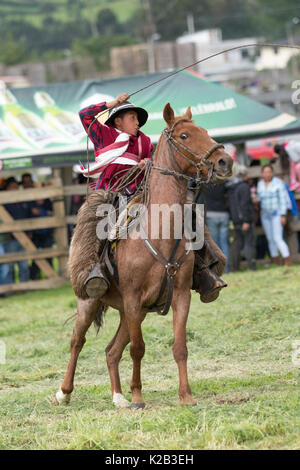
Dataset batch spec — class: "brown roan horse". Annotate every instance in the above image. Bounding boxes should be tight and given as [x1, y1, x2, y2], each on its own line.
[54, 103, 233, 408]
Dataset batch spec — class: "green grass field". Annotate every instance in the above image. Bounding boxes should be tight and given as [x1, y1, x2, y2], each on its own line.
[0, 265, 299, 450]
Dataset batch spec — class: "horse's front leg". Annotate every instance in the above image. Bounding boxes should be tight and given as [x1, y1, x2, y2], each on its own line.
[124, 298, 146, 409]
[53, 297, 102, 405]
[105, 312, 131, 408]
[171, 288, 196, 406]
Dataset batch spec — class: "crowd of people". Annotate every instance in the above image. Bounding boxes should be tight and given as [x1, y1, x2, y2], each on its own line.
[0, 173, 54, 293]
[200, 149, 300, 272]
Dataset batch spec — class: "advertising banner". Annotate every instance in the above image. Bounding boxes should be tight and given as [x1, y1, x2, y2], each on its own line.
[1, 71, 300, 169]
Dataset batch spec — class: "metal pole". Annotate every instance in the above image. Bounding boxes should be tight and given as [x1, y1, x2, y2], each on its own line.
[187, 13, 195, 35]
[144, 0, 156, 73]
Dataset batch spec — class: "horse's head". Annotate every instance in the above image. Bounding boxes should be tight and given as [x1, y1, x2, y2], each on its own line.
[162, 103, 233, 183]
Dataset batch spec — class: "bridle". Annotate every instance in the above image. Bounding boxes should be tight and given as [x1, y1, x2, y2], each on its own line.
[152, 119, 224, 186]
[164, 119, 224, 184]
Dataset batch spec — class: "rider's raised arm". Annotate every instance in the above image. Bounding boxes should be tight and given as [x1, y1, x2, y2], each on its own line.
[78, 102, 108, 135]
[78, 93, 130, 137]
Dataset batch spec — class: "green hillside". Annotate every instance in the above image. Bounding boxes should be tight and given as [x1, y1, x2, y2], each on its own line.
[0, 0, 141, 66]
[0, 0, 140, 26]
[1, 0, 299, 68]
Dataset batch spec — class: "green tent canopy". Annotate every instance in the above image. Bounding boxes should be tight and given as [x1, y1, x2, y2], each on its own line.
[1, 70, 300, 170]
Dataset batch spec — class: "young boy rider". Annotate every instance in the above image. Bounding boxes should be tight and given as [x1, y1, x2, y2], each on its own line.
[79, 93, 227, 302]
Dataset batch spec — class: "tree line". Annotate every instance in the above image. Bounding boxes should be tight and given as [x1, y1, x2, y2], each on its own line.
[0, 0, 299, 68]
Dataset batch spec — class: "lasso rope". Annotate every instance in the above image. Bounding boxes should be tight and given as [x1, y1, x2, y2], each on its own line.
[84, 42, 300, 200]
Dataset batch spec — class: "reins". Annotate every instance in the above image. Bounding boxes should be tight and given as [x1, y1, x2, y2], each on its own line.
[141, 226, 190, 316]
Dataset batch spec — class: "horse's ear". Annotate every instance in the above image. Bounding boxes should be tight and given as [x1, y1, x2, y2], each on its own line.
[185, 106, 192, 120]
[163, 103, 175, 127]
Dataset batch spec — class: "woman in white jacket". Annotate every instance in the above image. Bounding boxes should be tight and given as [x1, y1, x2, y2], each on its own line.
[257, 164, 291, 266]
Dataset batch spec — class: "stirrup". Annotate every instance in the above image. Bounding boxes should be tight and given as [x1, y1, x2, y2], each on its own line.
[84, 265, 110, 299]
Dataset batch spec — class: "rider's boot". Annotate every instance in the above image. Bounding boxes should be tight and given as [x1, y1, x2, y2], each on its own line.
[196, 268, 227, 303]
[193, 238, 228, 303]
[84, 263, 110, 299]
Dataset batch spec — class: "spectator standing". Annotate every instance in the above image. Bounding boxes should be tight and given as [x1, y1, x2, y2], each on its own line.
[257, 164, 291, 266]
[0, 192, 9, 288]
[201, 182, 230, 273]
[0, 233, 8, 283]
[274, 142, 300, 192]
[1, 177, 31, 284]
[20, 173, 54, 279]
[227, 164, 256, 271]
[21, 173, 35, 189]
[0, 241, 9, 290]
[278, 174, 299, 254]
[29, 198, 54, 280]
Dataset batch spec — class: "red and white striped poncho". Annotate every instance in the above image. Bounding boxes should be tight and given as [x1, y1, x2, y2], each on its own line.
[79, 102, 153, 193]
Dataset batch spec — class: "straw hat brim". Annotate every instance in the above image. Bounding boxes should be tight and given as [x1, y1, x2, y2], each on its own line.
[105, 102, 148, 128]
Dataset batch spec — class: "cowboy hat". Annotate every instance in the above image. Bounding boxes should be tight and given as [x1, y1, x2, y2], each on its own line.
[105, 101, 148, 128]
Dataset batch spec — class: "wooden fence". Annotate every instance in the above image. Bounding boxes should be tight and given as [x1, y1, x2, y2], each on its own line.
[0, 178, 73, 294]
[0, 166, 300, 294]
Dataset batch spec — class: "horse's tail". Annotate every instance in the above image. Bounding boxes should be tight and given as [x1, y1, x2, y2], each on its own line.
[94, 304, 108, 335]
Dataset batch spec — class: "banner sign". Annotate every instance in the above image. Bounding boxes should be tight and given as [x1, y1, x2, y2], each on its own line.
[1, 71, 300, 169]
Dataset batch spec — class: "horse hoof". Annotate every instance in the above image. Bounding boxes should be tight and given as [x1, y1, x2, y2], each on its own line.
[113, 393, 130, 408]
[53, 388, 71, 405]
[130, 402, 146, 410]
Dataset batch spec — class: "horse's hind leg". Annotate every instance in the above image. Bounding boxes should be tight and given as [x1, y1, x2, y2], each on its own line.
[105, 312, 130, 408]
[53, 297, 102, 405]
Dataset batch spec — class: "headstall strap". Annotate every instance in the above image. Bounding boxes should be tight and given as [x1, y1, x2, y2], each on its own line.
[163, 123, 224, 186]
[203, 143, 225, 161]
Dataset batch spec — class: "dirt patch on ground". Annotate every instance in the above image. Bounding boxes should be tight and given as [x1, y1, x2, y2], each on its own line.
[212, 394, 254, 405]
